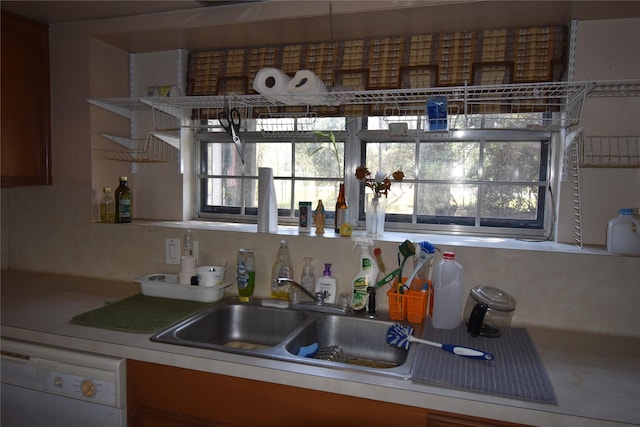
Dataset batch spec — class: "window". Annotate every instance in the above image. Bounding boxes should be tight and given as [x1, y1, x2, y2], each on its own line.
[197, 114, 552, 238]
[197, 117, 346, 225]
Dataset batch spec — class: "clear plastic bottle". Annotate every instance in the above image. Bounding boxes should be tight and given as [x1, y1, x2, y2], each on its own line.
[293, 257, 315, 303]
[300, 257, 315, 294]
[431, 251, 464, 329]
[271, 240, 294, 300]
[99, 187, 114, 223]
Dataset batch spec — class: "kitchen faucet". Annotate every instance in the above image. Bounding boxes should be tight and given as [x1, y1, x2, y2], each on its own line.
[276, 278, 352, 315]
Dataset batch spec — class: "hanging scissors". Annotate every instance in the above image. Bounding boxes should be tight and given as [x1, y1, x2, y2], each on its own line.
[218, 106, 244, 163]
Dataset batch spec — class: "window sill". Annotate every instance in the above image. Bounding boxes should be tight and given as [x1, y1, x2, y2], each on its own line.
[131, 219, 617, 256]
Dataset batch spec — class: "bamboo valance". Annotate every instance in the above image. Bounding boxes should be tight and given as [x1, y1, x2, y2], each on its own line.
[187, 25, 567, 116]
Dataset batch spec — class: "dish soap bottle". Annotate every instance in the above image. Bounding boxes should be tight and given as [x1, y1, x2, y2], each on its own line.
[431, 251, 464, 329]
[271, 240, 294, 300]
[315, 263, 337, 304]
[350, 237, 379, 312]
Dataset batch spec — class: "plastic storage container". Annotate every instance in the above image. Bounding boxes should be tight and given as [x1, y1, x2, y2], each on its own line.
[606, 208, 640, 255]
[431, 251, 464, 329]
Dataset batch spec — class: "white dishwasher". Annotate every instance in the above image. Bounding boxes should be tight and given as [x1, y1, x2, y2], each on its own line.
[1, 338, 126, 427]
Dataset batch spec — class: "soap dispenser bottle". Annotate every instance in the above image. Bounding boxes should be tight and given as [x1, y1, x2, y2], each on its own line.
[315, 263, 337, 304]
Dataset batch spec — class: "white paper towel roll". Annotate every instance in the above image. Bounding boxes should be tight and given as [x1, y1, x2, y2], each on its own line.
[258, 167, 278, 233]
[287, 70, 328, 105]
[253, 67, 291, 95]
[288, 70, 327, 93]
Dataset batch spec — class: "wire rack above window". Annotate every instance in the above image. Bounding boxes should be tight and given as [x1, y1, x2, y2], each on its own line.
[88, 79, 640, 140]
[148, 79, 639, 130]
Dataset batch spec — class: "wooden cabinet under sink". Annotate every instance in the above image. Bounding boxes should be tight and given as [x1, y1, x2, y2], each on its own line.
[127, 360, 529, 427]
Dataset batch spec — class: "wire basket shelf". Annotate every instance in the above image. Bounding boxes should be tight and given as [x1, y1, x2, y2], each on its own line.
[95, 133, 179, 163]
[580, 136, 640, 168]
[257, 112, 319, 138]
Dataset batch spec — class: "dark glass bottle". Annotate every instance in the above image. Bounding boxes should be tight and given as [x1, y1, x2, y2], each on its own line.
[334, 183, 348, 232]
[114, 176, 133, 223]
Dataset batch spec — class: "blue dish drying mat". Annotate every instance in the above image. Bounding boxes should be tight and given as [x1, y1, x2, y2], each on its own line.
[411, 324, 557, 404]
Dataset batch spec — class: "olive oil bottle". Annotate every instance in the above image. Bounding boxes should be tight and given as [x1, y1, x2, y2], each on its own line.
[114, 176, 133, 223]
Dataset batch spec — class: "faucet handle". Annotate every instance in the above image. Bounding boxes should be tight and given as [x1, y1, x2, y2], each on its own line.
[315, 290, 329, 304]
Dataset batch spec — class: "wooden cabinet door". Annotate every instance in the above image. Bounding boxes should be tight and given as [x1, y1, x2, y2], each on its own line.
[1, 11, 51, 187]
[428, 411, 531, 427]
[127, 360, 429, 427]
[127, 360, 531, 427]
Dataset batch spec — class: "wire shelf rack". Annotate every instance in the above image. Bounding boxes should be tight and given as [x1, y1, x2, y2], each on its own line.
[256, 112, 319, 138]
[89, 79, 640, 142]
[580, 136, 640, 168]
[95, 133, 179, 163]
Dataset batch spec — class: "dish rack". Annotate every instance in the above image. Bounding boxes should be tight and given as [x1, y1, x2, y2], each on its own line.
[579, 136, 640, 168]
[95, 132, 179, 163]
[565, 132, 639, 248]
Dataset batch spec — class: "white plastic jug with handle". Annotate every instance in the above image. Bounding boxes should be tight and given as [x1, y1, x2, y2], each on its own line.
[607, 208, 640, 256]
[431, 251, 465, 329]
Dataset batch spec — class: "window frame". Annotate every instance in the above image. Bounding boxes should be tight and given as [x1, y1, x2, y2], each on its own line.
[195, 119, 555, 239]
[356, 128, 552, 238]
[195, 127, 349, 227]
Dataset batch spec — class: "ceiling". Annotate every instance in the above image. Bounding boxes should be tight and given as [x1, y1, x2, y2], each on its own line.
[0, 1, 257, 24]
[3, 0, 639, 27]
[2, 1, 639, 53]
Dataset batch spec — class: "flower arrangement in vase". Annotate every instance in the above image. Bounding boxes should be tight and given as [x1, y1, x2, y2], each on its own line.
[355, 166, 404, 236]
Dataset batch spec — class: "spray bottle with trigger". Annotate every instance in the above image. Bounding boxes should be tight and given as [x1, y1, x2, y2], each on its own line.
[350, 236, 380, 313]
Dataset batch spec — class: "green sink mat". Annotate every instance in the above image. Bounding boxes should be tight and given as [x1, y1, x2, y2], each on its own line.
[72, 294, 210, 334]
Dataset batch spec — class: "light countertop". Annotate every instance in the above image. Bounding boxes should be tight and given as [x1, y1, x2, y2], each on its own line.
[1, 270, 639, 426]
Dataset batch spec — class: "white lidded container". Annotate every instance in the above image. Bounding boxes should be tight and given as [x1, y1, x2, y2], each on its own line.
[431, 251, 465, 329]
[607, 208, 640, 255]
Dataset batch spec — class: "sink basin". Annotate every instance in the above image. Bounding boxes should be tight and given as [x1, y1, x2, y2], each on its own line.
[171, 302, 308, 349]
[151, 298, 421, 379]
[285, 314, 410, 370]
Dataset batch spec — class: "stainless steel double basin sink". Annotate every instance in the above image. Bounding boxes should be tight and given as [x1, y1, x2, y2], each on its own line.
[151, 298, 422, 379]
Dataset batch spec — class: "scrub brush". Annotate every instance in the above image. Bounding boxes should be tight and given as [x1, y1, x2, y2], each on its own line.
[397, 239, 416, 275]
[386, 323, 494, 360]
[401, 241, 437, 291]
